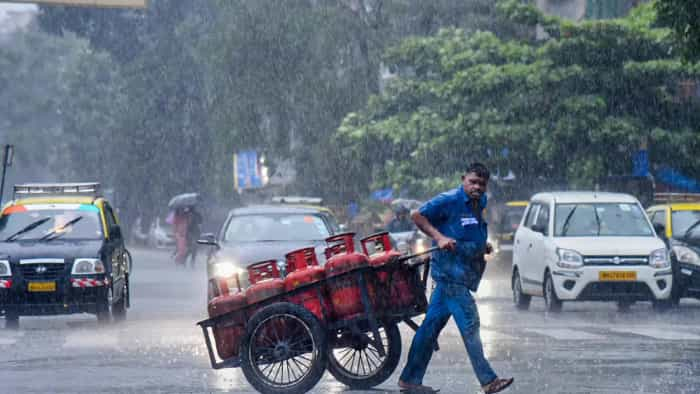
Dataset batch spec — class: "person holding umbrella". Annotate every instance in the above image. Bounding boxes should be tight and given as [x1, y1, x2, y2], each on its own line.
[169, 193, 201, 267]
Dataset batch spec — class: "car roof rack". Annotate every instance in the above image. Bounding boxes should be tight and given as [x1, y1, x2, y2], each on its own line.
[271, 196, 323, 205]
[13, 182, 102, 200]
[654, 192, 700, 203]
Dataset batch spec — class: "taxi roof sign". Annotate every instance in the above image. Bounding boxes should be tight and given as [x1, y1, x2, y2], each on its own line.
[654, 192, 700, 204]
[271, 196, 323, 206]
[13, 182, 101, 199]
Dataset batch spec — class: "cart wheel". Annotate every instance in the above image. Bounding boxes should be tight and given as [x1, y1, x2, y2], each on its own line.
[240, 302, 327, 394]
[327, 323, 401, 389]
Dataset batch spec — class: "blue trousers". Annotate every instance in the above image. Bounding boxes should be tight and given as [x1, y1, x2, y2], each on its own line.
[400, 281, 497, 386]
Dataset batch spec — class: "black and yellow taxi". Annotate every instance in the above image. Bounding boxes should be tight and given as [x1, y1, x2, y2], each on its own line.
[0, 183, 130, 328]
[647, 196, 700, 303]
[488, 200, 528, 265]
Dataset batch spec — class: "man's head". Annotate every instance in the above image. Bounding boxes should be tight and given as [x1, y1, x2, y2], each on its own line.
[461, 162, 490, 201]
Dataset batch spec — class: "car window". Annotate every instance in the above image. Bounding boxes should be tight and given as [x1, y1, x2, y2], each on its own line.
[499, 206, 526, 233]
[671, 210, 700, 237]
[224, 213, 330, 242]
[651, 209, 666, 229]
[535, 204, 550, 235]
[524, 204, 540, 228]
[554, 203, 653, 237]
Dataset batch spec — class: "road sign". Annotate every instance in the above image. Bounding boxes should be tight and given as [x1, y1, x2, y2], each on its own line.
[233, 150, 263, 191]
[1, 0, 147, 8]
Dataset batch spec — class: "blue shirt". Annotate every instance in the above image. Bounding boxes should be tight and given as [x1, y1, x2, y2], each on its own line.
[419, 185, 488, 291]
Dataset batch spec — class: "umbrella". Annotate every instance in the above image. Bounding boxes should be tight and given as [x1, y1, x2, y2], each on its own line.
[168, 193, 199, 209]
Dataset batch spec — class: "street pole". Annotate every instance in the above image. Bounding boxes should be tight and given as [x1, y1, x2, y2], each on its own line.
[0, 144, 14, 208]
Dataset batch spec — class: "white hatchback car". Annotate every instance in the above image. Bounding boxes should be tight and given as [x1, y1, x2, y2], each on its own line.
[511, 192, 672, 312]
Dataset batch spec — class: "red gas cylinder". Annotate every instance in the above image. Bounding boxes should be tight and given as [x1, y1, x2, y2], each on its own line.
[207, 274, 247, 359]
[246, 260, 285, 305]
[361, 232, 414, 311]
[324, 233, 372, 320]
[284, 247, 331, 320]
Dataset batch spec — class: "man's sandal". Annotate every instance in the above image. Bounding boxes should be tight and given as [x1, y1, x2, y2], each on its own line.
[398, 380, 440, 393]
[482, 377, 514, 394]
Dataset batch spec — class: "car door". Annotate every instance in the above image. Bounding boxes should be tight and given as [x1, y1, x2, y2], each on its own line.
[515, 203, 540, 293]
[103, 203, 125, 298]
[529, 202, 551, 286]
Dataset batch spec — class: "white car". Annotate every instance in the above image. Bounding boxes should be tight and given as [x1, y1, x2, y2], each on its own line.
[511, 192, 672, 312]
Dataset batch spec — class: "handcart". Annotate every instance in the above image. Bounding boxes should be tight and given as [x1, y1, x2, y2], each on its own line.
[197, 237, 436, 394]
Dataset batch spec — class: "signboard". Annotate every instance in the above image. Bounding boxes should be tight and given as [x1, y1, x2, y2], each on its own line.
[233, 150, 263, 191]
[1, 0, 147, 8]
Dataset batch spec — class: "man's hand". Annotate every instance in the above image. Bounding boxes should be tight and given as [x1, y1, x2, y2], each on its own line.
[436, 235, 457, 252]
[485, 242, 493, 255]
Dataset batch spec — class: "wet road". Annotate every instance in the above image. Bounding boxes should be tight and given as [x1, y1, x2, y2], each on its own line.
[2, 248, 699, 393]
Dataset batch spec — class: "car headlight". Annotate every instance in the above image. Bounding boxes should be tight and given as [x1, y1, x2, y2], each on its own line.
[212, 261, 244, 278]
[649, 248, 670, 269]
[72, 258, 105, 275]
[0, 260, 11, 277]
[672, 246, 700, 266]
[556, 248, 583, 269]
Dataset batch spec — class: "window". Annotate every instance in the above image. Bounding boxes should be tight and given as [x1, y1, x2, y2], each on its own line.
[524, 204, 540, 228]
[554, 203, 653, 237]
[224, 214, 331, 242]
[535, 204, 550, 235]
[651, 209, 666, 229]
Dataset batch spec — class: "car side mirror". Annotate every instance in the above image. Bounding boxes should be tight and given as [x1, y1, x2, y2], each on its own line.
[109, 225, 122, 240]
[531, 224, 547, 235]
[653, 223, 666, 238]
[198, 233, 220, 250]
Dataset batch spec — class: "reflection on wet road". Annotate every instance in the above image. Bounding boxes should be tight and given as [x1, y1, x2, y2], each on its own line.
[1, 249, 699, 393]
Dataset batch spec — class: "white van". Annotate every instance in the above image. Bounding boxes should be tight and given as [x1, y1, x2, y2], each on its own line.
[511, 192, 672, 312]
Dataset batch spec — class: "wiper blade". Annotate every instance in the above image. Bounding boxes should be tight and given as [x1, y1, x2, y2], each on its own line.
[39, 216, 83, 241]
[593, 206, 601, 236]
[560, 206, 578, 236]
[4, 217, 51, 242]
[683, 219, 700, 240]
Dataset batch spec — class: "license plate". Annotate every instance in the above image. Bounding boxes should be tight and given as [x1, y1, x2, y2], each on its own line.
[28, 281, 56, 292]
[599, 271, 637, 281]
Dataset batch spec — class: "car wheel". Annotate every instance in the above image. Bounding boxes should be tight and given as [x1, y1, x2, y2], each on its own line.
[512, 270, 531, 310]
[97, 287, 113, 324]
[113, 278, 128, 322]
[543, 271, 562, 313]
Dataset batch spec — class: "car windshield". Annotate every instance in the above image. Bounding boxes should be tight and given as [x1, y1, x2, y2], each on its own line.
[554, 203, 653, 237]
[223, 213, 330, 242]
[500, 206, 526, 233]
[672, 210, 700, 238]
[0, 205, 103, 241]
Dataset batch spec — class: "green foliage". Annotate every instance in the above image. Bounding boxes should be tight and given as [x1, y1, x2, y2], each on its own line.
[656, 0, 700, 62]
[334, 0, 700, 199]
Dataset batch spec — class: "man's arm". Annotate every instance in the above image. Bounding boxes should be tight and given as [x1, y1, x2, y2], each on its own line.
[411, 210, 456, 252]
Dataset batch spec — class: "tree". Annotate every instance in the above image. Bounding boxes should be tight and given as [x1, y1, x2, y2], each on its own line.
[656, 0, 700, 62]
[333, 1, 700, 200]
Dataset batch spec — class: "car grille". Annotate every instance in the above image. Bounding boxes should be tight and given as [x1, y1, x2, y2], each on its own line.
[20, 261, 67, 280]
[583, 256, 648, 266]
[579, 282, 653, 300]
